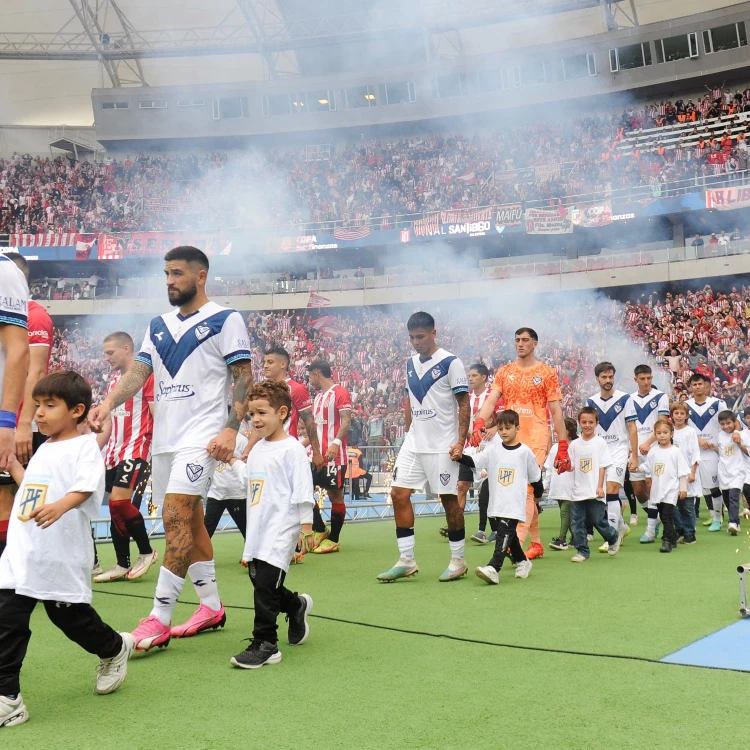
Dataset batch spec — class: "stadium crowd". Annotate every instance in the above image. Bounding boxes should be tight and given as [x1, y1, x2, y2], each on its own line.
[2, 84, 750, 236]
[47, 283, 750, 448]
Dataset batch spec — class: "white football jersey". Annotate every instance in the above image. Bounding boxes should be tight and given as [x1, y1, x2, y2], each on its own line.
[404, 348, 468, 453]
[630, 389, 670, 446]
[136, 301, 251, 454]
[685, 397, 727, 455]
[0, 435, 104, 603]
[586, 390, 637, 462]
[0, 254, 29, 402]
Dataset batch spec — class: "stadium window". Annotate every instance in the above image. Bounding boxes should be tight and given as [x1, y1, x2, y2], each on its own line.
[562, 53, 594, 79]
[520, 61, 545, 86]
[262, 94, 291, 116]
[383, 81, 415, 105]
[432, 73, 475, 98]
[101, 102, 128, 110]
[511, 67, 521, 88]
[655, 33, 699, 63]
[177, 99, 206, 107]
[305, 144, 331, 161]
[543, 59, 563, 83]
[609, 42, 652, 72]
[703, 22, 747, 54]
[309, 89, 335, 112]
[138, 101, 167, 109]
[346, 85, 377, 107]
[291, 93, 307, 114]
[478, 69, 503, 92]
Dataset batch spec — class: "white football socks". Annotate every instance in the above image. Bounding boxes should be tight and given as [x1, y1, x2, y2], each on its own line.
[397, 535, 415, 562]
[449, 539, 465, 560]
[646, 517, 658, 536]
[151, 566, 185, 625]
[188, 560, 221, 611]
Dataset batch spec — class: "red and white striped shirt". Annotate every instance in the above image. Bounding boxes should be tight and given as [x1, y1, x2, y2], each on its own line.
[285, 378, 312, 440]
[313, 384, 352, 466]
[104, 371, 154, 469]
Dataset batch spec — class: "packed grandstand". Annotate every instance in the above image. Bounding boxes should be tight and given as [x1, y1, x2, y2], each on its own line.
[4, 87, 750, 236]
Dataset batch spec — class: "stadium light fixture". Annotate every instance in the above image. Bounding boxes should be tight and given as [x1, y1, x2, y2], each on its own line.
[365, 93, 375, 100]
[318, 98, 329, 104]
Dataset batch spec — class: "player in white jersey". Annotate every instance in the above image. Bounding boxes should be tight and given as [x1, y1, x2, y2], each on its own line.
[0, 254, 29, 474]
[685, 372, 727, 529]
[377, 312, 469, 583]
[586, 362, 638, 547]
[629, 364, 670, 523]
[89, 246, 252, 652]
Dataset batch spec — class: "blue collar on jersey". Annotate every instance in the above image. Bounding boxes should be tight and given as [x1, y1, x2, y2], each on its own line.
[632, 391, 665, 424]
[176, 309, 201, 322]
[688, 399, 720, 431]
[150, 309, 232, 378]
[586, 393, 630, 431]
[407, 355, 456, 404]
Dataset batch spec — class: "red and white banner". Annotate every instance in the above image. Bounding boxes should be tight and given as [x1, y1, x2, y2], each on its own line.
[333, 226, 371, 241]
[307, 292, 331, 308]
[97, 232, 231, 260]
[9, 233, 78, 247]
[524, 206, 573, 235]
[705, 186, 750, 210]
[309, 315, 342, 337]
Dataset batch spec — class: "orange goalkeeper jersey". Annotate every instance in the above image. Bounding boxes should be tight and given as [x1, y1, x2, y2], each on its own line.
[491, 361, 562, 455]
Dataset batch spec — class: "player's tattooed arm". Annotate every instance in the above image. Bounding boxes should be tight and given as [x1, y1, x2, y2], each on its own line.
[225, 360, 253, 431]
[89, 360, 152, 432]
[300, 408, 324, 469]
[455, 391, 470, 446]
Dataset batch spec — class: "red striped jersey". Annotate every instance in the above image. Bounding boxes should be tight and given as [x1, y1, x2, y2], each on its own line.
[313, 384, 352, 466]
[104, 371, 154, 469]
[285, 378, 312, 439]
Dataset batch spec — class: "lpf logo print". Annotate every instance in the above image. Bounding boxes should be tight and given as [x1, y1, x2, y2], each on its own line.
[579, 458, 592, 474]
[654, 463, 665, 477]
[18, 483, 48, 521]
[497, 467, 515, 486]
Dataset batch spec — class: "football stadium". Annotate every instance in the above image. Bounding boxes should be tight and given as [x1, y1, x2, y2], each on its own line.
[2, 1, 750, 748]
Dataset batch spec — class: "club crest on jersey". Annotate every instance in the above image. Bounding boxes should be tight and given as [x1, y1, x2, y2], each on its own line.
[195, 324, 210, 341]
[614, 404, 622, 413]
[708, 408, 716, 415]
[532, 376, 542, 386]
[17, 483, 48, 521]
[650, 401, 657, 408]
[439, 472, 450, 486]
[431, 368, 442, 380]
[654, 463, 665, 477]
[186, 462, 204, 482]
[497, 467, 515, 486]
[580, 458, 592, 474]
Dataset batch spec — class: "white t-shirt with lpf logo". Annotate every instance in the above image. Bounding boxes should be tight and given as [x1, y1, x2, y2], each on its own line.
[569, 435, 612, 502]
[718, 429, 750, 490]
[469, 437, 541, 521]
[645, 444, 690, 506]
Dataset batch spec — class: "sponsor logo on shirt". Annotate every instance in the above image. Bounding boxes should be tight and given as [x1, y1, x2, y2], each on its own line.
[412, 407, 436, 420]
[580, 458, 592, 474]
[156, 381, 195, 401]
[0, 295, 25, 312]
[28, 329, 49, 339]
[237, 338, 250, 349]
[497, 467, 515, 486]
[111, 406, 131, 417]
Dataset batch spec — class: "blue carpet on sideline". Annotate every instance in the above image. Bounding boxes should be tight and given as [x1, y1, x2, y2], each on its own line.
[661, 619, 750, 671]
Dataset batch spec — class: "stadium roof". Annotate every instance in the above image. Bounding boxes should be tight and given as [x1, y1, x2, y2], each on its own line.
[0, 0, 742, 126]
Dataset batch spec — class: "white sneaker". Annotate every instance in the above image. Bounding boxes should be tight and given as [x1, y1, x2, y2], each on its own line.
[728, 522, 739, 536]
[95, 633, 134, 695]
[475, 565, 499, 585]
[598, 542, 609, 553]
[571, 553, 589, 563]
[608, 534, 622, 556]
[630, 513, 638, 525]
[514, 560, 532, 579]
[0, 693, 28, 727]
[586, 534, 594, 542]
[127, 550, 158, 580]
[93, 565, 130, 583]
[92, 562, 102, 576]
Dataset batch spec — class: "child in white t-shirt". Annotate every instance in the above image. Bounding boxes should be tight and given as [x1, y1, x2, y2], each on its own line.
[568, 406, 619, 562]
[228, 380, 315, 670]
[670, 401, 701, 544]
[0, 371, 133, 728]
[545, 418, 578, 551]
[717, 410, 749, 535]
[455, 410, 543, 585]
[205, 429, 249, 541]
[644, 418, 690, 553]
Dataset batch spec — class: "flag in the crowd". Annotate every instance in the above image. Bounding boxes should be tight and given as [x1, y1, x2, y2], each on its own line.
[333, 226, 371, 241]
[307, 291, 331, 308]
[310, 315, 343, 337]
[219, 242, 232, 255]
[75, 236, 97, 260]
[456, 170, 477, 184]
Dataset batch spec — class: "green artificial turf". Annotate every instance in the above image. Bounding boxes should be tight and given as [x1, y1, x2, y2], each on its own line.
[9, 509, 750, 749]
